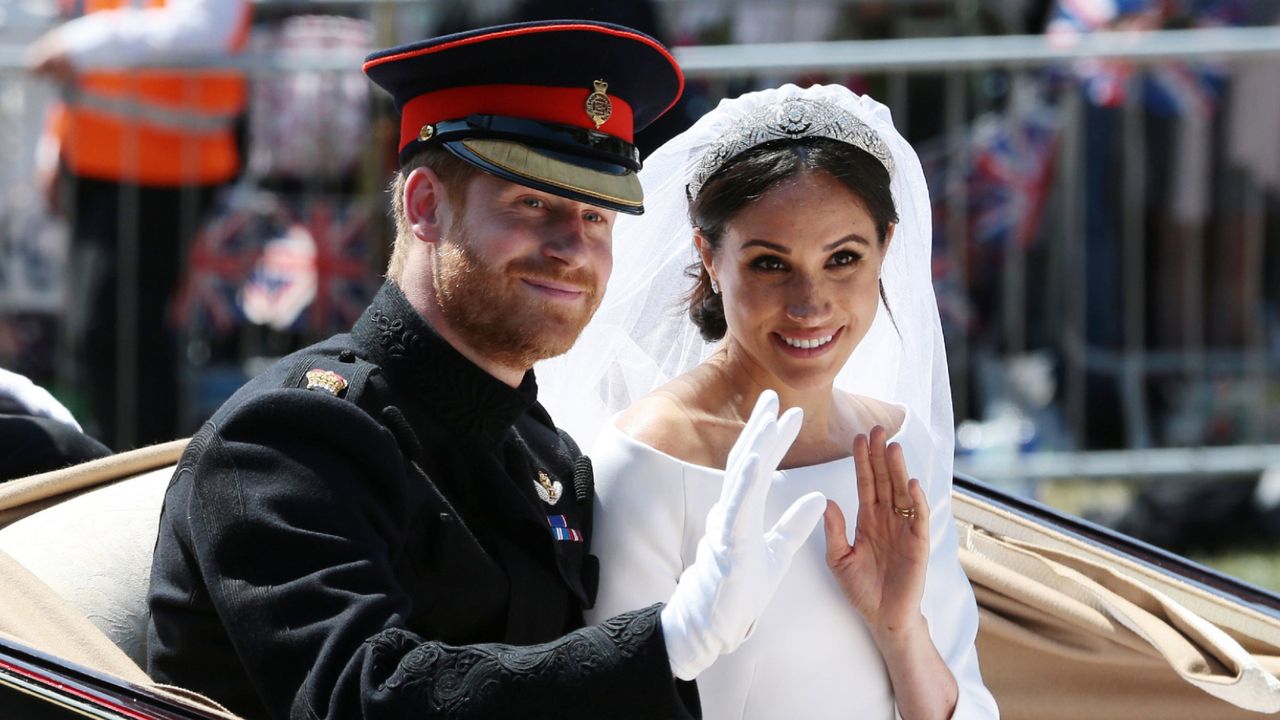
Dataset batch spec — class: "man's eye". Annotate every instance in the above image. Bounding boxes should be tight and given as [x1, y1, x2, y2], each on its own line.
[829, 251, 862, 267]
[521, 197, 545, 209]
[584, 211, 604, 223]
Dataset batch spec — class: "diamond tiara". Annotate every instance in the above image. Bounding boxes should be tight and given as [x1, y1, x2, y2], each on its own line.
[687, 97, 894, 202]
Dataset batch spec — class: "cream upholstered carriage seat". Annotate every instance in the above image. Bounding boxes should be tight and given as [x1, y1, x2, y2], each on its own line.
[0, 440, 238, 717]
[0, 441, 185, 670]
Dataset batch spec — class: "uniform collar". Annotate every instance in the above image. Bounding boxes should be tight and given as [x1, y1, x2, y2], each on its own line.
[352, 280, 539, 444]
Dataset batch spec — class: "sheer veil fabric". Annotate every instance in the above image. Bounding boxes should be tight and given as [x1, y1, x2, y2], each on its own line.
[536, 83, 952, 480]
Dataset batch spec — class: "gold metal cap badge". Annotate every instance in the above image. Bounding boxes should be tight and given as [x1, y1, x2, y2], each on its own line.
[305, 368, 348, 396]
[585, 79, 612, 129]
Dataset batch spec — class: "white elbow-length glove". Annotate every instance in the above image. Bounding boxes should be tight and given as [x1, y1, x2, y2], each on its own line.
[660, 390, 827, 680]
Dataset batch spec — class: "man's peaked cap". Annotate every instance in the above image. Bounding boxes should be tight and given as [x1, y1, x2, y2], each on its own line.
[363, 20, 684, 214]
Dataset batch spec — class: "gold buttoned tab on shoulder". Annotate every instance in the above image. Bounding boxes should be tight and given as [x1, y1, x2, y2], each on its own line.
[585, 79, 612, 129]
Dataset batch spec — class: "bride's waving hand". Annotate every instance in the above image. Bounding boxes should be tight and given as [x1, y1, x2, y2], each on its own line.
[824, 428, 930, 631]
[825, 427, 960, 719]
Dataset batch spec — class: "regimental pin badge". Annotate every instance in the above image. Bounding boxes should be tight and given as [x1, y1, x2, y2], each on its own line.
[305, 368, 348, 396]
[535, 470, 563, 505]
[585, 79, 612, 129]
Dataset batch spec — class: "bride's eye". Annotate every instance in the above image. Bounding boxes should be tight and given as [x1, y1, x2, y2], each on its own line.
[750, 255, 787, 272]
[827, 250, 862, 268]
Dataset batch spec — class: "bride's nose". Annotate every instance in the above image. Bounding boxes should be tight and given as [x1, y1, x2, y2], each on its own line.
[784, 273, 831, 322]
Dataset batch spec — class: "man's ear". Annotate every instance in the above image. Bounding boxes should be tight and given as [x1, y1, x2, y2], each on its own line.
[404, 166, 450, 244]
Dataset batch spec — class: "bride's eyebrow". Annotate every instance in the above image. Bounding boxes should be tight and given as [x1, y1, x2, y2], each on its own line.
[827, 235, 871, 250]
[741, 239, 789, 253]
[740, 235, 870, 254]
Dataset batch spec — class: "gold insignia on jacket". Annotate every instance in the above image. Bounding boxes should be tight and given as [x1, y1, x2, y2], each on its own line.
[535, 470, 563, 505]
[585, 79, 612, 129]
[305, 368, 348, 396]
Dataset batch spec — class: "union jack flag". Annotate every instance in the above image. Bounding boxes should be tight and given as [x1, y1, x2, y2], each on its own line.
[170, 199, 256, 335]
[923, 90, 1061, 255]
[1047, 0, 1246, 118]
[967, 102, 1061, 251]
[920, 88, 1061, 337]
[240, 216, 317, 332]
[299, 198, 377, 334]
[240, 197, 377, 334]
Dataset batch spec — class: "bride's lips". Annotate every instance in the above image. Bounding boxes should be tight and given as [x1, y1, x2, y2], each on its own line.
[520, 277, 589, 301]
[771, 327, 843, 358]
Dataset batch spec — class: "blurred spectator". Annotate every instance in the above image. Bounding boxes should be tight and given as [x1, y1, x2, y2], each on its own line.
[1042, 0, 1249, 449]
[26, 0, 251, 449]
[0, 367, 110, 481]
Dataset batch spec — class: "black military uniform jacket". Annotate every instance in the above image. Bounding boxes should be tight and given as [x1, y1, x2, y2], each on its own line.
[147, 281, 697, 720]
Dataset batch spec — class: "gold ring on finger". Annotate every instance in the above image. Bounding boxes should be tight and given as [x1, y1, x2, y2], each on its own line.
[893, 505, 917, 520]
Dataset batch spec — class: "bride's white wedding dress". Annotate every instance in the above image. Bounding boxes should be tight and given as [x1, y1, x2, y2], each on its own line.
[584, 405, 993, 719]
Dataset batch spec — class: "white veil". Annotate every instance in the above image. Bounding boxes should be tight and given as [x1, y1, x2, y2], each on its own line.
[537, 83, 953, 476]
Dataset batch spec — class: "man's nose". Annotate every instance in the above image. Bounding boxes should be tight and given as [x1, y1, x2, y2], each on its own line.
[542, 213, 590, 267]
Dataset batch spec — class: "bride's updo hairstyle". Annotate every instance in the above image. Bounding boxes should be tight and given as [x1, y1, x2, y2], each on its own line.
[687, 136, 898, 342]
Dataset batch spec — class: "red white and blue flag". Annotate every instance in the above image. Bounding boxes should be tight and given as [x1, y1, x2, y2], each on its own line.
[1047, 0, 1244, 118]
[239, 197, 377, 334]
[967, 101, 1061, 251]
[176, 193, 378, 337]
[241, 220, 317, 331]
[170, 203, 256, 335]
[301, 199, 376, 334]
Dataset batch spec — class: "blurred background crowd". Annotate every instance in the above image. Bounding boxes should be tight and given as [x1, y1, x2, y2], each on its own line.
[1, 0, 1279, 585]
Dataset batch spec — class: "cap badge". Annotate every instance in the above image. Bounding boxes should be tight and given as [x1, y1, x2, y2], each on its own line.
[305, 368, 348, 396]
[585, 79, 612, 129]
[534, 470, 563, 505]
[418, 124, 435, 142]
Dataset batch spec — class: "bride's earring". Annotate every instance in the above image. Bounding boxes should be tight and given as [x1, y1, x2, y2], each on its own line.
[710, 278, 720, 295]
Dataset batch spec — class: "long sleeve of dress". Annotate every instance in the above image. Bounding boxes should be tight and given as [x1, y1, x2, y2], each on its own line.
[148, 391, 693, 720]
[911, 423, 1000, 720]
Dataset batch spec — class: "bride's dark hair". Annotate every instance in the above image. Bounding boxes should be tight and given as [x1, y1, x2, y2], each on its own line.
[686, 136, 899, 342]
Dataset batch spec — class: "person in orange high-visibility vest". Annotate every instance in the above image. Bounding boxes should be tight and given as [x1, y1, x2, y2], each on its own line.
[27, 0, 250, 450]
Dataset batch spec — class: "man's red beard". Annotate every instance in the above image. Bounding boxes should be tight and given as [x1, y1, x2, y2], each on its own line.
[432, 228, 602, 371]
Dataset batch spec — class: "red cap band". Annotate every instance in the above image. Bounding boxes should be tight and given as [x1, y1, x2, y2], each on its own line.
[400, 84, 635, 152]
